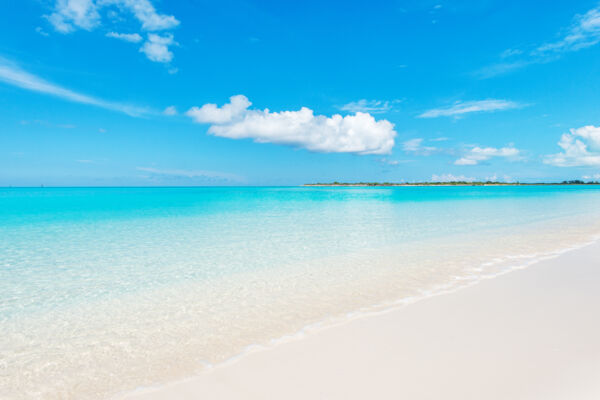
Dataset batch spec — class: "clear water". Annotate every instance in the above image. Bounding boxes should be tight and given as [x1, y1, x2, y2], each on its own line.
[1, 186, 600, 399]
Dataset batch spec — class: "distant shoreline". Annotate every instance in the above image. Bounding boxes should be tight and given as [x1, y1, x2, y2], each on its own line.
[304, 181, 600, 187]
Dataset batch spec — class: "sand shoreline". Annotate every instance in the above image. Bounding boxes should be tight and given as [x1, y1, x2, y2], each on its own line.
[121, 241, 600, 400]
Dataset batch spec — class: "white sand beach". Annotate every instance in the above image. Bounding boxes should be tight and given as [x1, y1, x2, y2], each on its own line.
[123, 241, 600, 400]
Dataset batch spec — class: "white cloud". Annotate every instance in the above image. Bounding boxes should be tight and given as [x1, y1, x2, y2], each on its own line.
[46, 0, 179, 62]
[339, 99, 392, 114]
[163, 105, 177, 115]
[535, 7, 600, 54]
[186, 95, 397, 155]
[419, 99, 522, 118]
[403, 138, 423, 152]
[100, 0, 179, 31]
[431, 174, 475, 183]
[544, 125, 600, 167]
[583, 173, 600, 180]
[0, 59, 148, 116]
[47, 0, 179, 32]
[140, 33, 175, 63]
[106, 31, 142, 42]
[47, 0, 101, 33]
[402, 138, 438, 155]
[479, 6, 600, 77]
[188, 94, 251, 124]
[455, 146, 520, 165]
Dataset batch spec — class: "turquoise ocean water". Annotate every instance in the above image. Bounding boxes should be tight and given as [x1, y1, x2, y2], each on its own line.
[2, 186, 600, 399]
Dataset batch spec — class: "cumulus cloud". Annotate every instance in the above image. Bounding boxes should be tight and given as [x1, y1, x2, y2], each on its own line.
[431, 174, 475, 183]
[419, 99, 522, 118]
[140, 33, 175, 63]
[46, 0, 179, 63]
[186, 95, 397, 155]
[544, 125, 600, 167]
[0, 58, 148, 116]
[106, 31, 142, 42]
[478, 6, 600, 77]
[339, 99, 392, 114]
[189, 94, 251, 124]
[48, 0, 179, 32]
[455, 146, 520, 165]
[47, 0, 101, 33]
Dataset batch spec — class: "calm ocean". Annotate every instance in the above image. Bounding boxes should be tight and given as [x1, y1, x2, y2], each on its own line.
[2, 186, 600, 399]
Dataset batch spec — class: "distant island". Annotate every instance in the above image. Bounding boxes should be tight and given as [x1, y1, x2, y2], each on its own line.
[305, 180, 600, 187]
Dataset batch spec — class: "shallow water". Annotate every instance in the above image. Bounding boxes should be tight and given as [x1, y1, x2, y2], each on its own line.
[1, 186, 600, 399]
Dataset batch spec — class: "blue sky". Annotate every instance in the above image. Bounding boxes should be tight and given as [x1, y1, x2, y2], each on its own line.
[2, 0, 600, 185]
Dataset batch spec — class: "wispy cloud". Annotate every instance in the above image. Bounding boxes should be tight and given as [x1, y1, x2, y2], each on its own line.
[0, 58, 149, 116]
[106, 31, 143, 43]
[455, 146, 520, 165]
[35, 26, 49, 36]
[136, 167, 242, 183]
[163, 105, 177, 115]
[476, 61, 532, 79]
[418, 99, 523, 118]
[535, 7, 600, 54]
[186, 95, 397, 155]
[402, 138, 439, 155]
[500, 48, 523, 58]
[339, 99, 395, 114]
[544, 125, 600, 167]
[478, 5, 600, 77]
[377, 157, 410, 166]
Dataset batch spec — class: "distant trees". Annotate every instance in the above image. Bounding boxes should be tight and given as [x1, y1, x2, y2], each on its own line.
[305, 180, 600, 186]
[561, 180, 599, 185]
